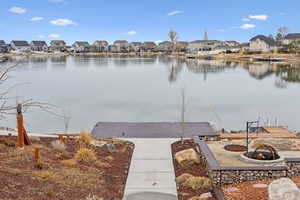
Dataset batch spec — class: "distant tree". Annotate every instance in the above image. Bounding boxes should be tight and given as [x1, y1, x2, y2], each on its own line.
[276, 27, 289, 41]
[287, 40, 300, 53]
[268, 34, 274, 40]
[168, 30, 179, 52]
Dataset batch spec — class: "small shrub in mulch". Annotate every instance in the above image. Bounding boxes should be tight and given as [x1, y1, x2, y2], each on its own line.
[74, 148, 97, 163]
[0, 138, 16, 147]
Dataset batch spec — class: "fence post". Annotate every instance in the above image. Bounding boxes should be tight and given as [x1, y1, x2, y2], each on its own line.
[17, 104, 24, 148]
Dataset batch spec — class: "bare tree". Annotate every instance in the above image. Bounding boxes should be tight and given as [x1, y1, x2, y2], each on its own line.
[276, 26, 289, 41]
[168, 30, 179, 52]
[0, 61, 55, 121]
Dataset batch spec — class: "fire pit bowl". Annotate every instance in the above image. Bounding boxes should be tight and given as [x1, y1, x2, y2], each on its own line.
[240, 144, 284, 164]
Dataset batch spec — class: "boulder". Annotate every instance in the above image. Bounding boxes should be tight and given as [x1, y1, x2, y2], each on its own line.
[90, 140, 117, 153]
[176, 173, 193, 185]
[268, 178, 300, 200]
[175, 148, 200, 166]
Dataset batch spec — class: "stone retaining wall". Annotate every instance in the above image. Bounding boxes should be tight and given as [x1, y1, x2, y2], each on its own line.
[193, 137, 291, 187]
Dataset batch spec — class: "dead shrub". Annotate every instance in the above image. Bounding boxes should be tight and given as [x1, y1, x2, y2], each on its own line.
[0, 138, 16, 147]
[78, 131, 94, 144]
[32, 170, 55, 181]
[74, 148, 97, 163]
[105, 156, 114, 162]
[182, 176, 212, 190]
[34, 160, 50, 170]
[56, 151, 71, 160]
[95, 160, 112, 168]
[61, 159, 77, 167]
[51, 140, 66, 152]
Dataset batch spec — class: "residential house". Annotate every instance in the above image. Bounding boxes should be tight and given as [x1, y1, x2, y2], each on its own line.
[30, 41, 48, 52]
[175, 41, 189, 52]
[10, 40, 31, 53]
[92, 40, 109, 52]
[113, 40, 129, 52]
[50, 40, 67, 52]
[158, 41, 172, 52]
[142, 42, 157, 51]
[188, 40, 224, 55]
[72, 41, 90, 53]
[130, 42, 142, 52]
[283, 33, 300, 45]
[0, 40, 8, 53]
[108, 44, 118, 52]
[249, 35, 277, 52]
[225, 40, 240, 47]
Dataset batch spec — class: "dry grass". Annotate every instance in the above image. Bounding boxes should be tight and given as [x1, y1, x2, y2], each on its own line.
[51, 140, 66, 152]
[78, 131, 94, 144]
[95, 160, 112, 168]
[85, 194, 104, 200]
[32, 170, 56, 181]
[74, 148, 97, 163]
[34, 160, 50, 170]
[61, 159, 77, 167]
[0, 138, 16, 147]
[182, 176, 212, 190]
[105, 156, 114, 162]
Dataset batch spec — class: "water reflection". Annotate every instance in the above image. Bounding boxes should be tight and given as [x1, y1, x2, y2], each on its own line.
[30, 57, 48, 71]
[50, 56, 67, 70]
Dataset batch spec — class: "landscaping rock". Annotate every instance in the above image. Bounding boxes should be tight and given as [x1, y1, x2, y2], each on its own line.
[175, 148, 200, 166]
[268, 178, 300, 200]
[253, 183, 268, 188]
[90, 140, 117, 153]
[176, 173, 193, 184]
[188, 192, 212, 200]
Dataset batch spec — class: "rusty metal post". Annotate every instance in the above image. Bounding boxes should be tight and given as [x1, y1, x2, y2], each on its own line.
[34, 148, 40, 162]
[17, 104, 24, 148]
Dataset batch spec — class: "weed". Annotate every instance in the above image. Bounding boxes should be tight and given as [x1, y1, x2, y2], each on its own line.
[85, 194, 103, 200]
[0, 138, 16, 147]
[77, 131, 94, 144]
[74, 148, 97, 163]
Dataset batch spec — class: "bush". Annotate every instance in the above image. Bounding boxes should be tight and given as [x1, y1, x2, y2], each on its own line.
[74, 148, 97, 163]
[0, 138, 16, 147]
[51, 140, 66, 152]
[182, 176, 212, 190]
[78, 131, 94, 144]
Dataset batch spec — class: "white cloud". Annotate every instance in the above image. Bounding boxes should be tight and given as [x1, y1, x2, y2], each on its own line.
[242, 18, 250, 22]
[31, 17, 44, 21]
[50, 18, 76, 26]
[155, 40, 163, 44]
[248, 14, 268, 20]
[167, 10, 182, 16]
[37, 35, 45, 38]
[240, 24, 256, 30]
[48, 34, 60, 38]
[9, 7, 27, 14]
[126, 30, 137, 35]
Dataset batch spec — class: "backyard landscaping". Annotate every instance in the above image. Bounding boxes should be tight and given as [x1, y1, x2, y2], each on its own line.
[171, 139, 215, 200]
[0, 132, 134, 200]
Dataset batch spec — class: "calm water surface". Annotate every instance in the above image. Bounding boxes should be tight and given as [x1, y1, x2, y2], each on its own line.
[1, 55, 300, 133]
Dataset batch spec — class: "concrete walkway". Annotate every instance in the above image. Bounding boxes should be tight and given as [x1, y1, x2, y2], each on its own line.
[123, 138, 178, 199]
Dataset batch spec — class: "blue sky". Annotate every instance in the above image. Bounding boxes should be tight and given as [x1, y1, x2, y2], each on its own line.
[1, 0, 300, 44]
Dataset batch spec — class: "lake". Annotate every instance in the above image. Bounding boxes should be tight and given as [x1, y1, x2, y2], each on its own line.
[1, 55, 300, 133]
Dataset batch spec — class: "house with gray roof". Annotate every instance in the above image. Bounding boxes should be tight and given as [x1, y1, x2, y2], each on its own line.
[249, 35, 277, 52]
[0, 40, 8, 53]
[129, 42, 142, 52]
[50, 40, 67, 52]
[30, 41, 48, 52]
[113, 40, 129, 52]
[158, 41, 172, 52]
[283, 33, 300, 45]
[72, 41, 90, 53]
[188, 40, 225, 55]
[10, 40, 31, 53]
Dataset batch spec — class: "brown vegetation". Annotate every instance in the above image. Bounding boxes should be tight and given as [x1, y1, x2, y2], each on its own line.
[0, 135, 134, 200]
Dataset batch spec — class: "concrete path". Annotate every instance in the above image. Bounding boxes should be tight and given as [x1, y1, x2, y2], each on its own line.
[123, 138, 178, 199]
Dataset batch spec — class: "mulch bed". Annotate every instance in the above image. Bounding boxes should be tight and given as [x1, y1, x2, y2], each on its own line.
[222, 177, 300, 200]
[0, 135, 134, 200]
[224, 144, 247, 152]
[171, 139, 215, 200]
